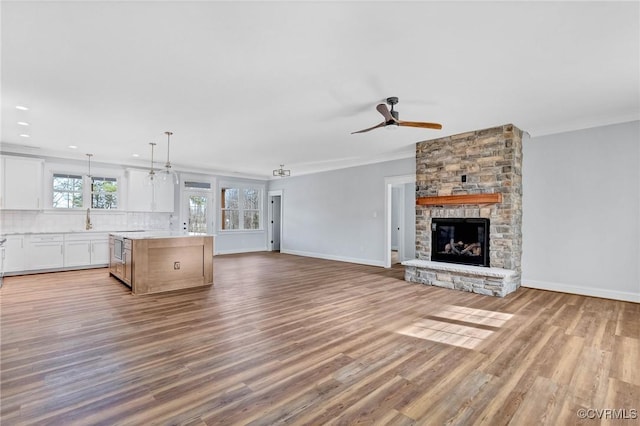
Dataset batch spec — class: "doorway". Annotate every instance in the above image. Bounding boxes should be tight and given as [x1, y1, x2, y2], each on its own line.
[384, 175, 416, 268]
[268, 190, 283, 252]
[182, 180, 214, 234]
[391, 185, 404, 264]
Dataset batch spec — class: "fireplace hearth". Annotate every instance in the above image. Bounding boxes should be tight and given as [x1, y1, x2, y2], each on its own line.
[431, 218, 490, 267]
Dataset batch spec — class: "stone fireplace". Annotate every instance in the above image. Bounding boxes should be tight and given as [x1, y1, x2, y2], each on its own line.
[403, 124, 523, 297]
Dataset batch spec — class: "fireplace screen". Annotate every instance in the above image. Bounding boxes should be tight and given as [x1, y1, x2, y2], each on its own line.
[431, 218, 490, 267]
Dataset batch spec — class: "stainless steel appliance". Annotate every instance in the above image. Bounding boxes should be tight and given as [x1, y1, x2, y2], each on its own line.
[113, 236, 124, 261]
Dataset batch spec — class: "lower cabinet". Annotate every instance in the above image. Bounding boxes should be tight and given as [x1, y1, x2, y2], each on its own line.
[28, 234, 64, 270]
[91, 238, 110, 265]
[2, 232, 111, 275]
[64, 239, 91, 267]
[64, 233, 109, 268]
[2, 235, 26, 273]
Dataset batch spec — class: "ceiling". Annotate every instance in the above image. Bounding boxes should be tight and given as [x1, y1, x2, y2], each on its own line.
[2, 1, 638, 179]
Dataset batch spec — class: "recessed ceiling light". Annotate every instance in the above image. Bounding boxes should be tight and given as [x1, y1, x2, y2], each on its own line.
[17, 121, 30, 126]
[68, 145, 78, 149]
[20, 134, 31, 138]
[132, 153, 140, 157]
[16, 105, 29, 111]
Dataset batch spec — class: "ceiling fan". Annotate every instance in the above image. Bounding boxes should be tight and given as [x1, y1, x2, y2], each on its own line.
[351, 97, 442, 134]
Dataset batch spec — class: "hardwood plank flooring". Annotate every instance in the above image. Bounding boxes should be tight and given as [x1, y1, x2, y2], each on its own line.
[1, 252, 638, 425]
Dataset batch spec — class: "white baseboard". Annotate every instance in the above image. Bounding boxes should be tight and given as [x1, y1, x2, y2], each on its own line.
[215, 247, 267, 255]
[523, 279, 640, 303]
[281, 249, 386, 268]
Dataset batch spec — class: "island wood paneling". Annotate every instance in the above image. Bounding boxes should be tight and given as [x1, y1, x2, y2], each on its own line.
[1, 252, 638, 425]
[131, 235, 213, 295]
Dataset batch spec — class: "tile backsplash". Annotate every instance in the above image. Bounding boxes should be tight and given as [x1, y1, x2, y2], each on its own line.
[0, 210, 176, 234]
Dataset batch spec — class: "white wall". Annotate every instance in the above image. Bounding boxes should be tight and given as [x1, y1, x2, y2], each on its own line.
[267, 158, 415, 267]
[522, 120, 640, 302]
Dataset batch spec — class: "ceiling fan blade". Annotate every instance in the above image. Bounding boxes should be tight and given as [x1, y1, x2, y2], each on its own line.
[376, 104, 395, 122]
[397, 120, 443, 130]
[351, 121, 386, 134]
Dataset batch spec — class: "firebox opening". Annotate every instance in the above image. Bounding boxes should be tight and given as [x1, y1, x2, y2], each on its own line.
[431, 218, 490, 267]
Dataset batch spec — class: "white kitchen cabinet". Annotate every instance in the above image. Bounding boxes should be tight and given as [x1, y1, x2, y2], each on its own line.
[1, 156, 44, 210]
[64, 239, 91, 267]
[28, 234, 64, 270]
[64, 233, 109, 267]
[91, 238, 110, 265]
[126, 169, 175, 212]
[2, 235, 26, 273]
[154, 181, 175, 212]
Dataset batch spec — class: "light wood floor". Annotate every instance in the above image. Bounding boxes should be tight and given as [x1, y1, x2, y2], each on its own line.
[1, 253, 638, 425]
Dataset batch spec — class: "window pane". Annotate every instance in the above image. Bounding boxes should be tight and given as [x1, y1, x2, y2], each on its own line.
[92, 193, 117, 209]
[185, 181, 211, 189]
[72, 178, 84, 191]
[243, 188, 259, 210]
[52, 174, 83, 208]
[222, 210, 239, 230]
[189, 195, 208, 233]
[243, 210, 260, 230]
[223, 188, 239, 209]
[53, 192, 71, 208]
[91, 177, 118, 209]
[52, 176, 68, 191]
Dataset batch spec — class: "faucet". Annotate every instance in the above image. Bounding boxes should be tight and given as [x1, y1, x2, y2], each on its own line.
[86, 208, 93, 230]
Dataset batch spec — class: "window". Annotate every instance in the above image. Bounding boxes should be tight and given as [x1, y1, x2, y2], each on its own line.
[91, 176, 118, 209]
[221, 186, 262, 230]
[53, 174, 83, 208]
[52, 173, 119, 209]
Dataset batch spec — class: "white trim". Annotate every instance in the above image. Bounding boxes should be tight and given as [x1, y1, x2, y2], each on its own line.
[215, 247, 267, 256]
[384, 174, 415, 268]
[523, 279, 640, 303]
[281, 249, 386, 268]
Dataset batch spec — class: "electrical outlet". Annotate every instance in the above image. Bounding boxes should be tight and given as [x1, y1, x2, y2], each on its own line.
[174, 261, 180, 270]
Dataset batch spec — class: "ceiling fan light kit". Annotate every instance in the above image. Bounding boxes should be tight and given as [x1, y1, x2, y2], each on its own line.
[351, 96, 442, 134]
[273, 164, 291, 177]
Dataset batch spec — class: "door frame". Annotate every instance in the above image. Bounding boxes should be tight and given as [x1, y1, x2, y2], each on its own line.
[384, 174, 415, 268]
[181, 177, 215, 234]
[268, 189, 284, 252]
[391, 185, 405, 259]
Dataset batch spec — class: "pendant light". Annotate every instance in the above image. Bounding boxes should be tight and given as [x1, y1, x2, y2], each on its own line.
[86, 153, 93, 178]
[86, 153, 94, 193]
[145, 142, 157, 187]
[161, 131, 179, 185]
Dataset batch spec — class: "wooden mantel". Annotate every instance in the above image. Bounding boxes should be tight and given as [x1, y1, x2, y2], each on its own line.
[416, 193, 502, 206]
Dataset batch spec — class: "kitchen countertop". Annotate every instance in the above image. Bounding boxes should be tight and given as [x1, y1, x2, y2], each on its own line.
[109, 231, 215, 240]
[1, 230, 146, 236]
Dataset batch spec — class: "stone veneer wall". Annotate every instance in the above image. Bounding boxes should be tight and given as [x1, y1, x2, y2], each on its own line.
[413, 123, 523, 294]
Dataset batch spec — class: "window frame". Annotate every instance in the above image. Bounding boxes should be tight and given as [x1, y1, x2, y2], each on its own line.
[219, 183, 264, 232]
[50, 170, 120, 210]
[90, 175, 119, 209]
[52, 173, 84, 209]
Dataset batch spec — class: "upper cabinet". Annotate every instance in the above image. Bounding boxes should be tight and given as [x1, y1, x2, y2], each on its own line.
[1, 156, 44, 210]
[126, 169, 175, 212]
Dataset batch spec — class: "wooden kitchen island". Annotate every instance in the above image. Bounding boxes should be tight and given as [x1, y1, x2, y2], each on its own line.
[109, 232, 214, 295]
